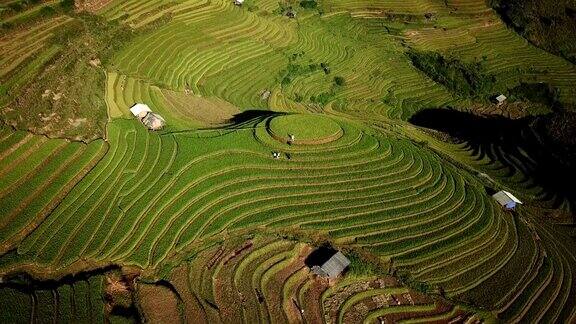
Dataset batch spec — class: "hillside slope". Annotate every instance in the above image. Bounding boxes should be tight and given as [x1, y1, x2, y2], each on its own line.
[1, 0, 576, 323]
[490, 0, 576, 64]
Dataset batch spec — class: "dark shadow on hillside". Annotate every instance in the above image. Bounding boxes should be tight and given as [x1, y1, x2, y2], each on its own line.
[0, 264, 141, 322]
[226, 110, 286, 129]
[162, 110, 288, 139]
[0, 264, 121, 291]
[484, 186, 498, 196]
[409, 109, 576, 218]
[110, 304, 141, 322]
[305, 246, 337, 268]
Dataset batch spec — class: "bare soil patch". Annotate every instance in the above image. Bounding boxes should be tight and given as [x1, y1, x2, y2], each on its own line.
[136, 282, 182, 323]
[169, 264, 207, 324]
[75, 0, 115, 13]
[264, 245, 311, 323]
[162, 90, 241, 126]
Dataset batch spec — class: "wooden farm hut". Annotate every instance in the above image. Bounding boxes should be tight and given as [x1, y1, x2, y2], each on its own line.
[492, 190, 522, 210]
[130, 103, 166, 131]
[494, 94, 507, 106]
[308, 249, 350, 279]
[261, 90, 271, 100]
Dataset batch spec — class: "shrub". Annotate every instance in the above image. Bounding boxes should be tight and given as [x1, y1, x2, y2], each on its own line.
[281, 76, 291, 85]
[59, 0, 75, 12]
[333, 76, 345, 86]
[39, 6, 57, 17]
[308, 63, 320, 71]
[0, 22, 14, 31]
[407, 49, 495, 98]
[279, 59, 323, 87]
[346, 251, 388, 276]
[310, 91, 333, 105]
[8, 3, 24, 12]
[273, 2, 292, 15]
[299, 0, 317, 9]
[508, 82, 563, 111]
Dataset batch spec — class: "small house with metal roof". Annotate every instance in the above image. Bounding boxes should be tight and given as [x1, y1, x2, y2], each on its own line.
[494, 94, 507, 106]
[310, 251, 350, 279]
[492, 190, 522, 210]
[130, 103, 166, 131]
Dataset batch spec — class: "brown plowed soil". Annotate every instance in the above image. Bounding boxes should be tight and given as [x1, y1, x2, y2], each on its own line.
[136, 282, 182, 324]
[170, 264, 208, 324]
[264, 245, 312, 323]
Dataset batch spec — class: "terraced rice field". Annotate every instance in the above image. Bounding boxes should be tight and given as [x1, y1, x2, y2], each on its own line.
[105, 71, 240, 128]
[268, 114, 343, 144]
[164, 235, 480, 323]
[0, 128, 106, 254]
[0, 274, 105, 323]
[1, 0, 576, 322]
[0, 12, 72, 106]
[2, 115, 501, 276]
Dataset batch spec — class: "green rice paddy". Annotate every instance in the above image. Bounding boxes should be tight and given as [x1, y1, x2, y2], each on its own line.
[268, 114, 342, 144]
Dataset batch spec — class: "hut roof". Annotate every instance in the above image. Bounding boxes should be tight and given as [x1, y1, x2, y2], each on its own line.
[319, 251, 350, 278]
[492, 190, 522, 206]
[130, 103, 152, 117]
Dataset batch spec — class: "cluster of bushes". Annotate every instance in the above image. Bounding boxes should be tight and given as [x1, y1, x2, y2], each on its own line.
[278, 52, 346, 105]
[310, 91, 333, 105]
[272, 0, 321, 16]
[280, 62, 317, 85]
[407, 49, 495, 98]
[59, 0, 75, 12]
[392, 269, 434, 294]
[278, 52, 331, 85]
[273, 1, 294, 16]
[3, 0, 74, 14]
[299, 0, 317, 9]
[346, 251, 387, 276]
[508, 82, 563, 111]
[307, 77, 345, 105]
[333, 76, 345, 86]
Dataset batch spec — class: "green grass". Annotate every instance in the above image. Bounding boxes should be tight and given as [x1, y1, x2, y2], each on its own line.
[268, 114, 342, 142]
